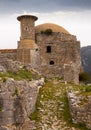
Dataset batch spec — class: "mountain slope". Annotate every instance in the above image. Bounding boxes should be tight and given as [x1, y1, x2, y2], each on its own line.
[81, 46, 91, 75]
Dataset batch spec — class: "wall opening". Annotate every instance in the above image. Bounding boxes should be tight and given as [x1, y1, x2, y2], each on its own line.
[47, 46, 51, 53]
[50, 60, 54, 65]
[25, 27, 28, 31]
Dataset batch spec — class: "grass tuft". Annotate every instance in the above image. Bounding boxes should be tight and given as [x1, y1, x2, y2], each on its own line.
[0, 69, 33, 81]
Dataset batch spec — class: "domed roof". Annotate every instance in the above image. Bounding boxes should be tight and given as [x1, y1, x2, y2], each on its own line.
[35, 23, 70, 34]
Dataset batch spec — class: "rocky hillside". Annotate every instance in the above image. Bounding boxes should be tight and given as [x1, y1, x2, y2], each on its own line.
[0, 75, 45, 130]
[81, 46, 91, 75]
[0, 58, 91, 130]
[30, 78, 90, 130]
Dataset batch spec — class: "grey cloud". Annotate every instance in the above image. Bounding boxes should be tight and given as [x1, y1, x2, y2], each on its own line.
[0, 0, 91, 14]
[20, 0, 91, 11]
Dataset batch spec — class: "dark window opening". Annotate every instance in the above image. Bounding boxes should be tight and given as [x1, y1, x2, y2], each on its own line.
[50, 60, 54, 65]
[47, 46, 51, 53]
[36, 48, 39, 51]
[25, 27, 28, 31]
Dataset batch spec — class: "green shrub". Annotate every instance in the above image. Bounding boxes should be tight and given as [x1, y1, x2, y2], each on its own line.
[41, 29, 53, 35]
[0, 106, 3, 112]
[0, 69, 33, 81]
[79, 72, 91, 82]
[40, 31, 44, 34]
[85, 85, 91, 92]
[44, 29, 53, 35]
[2, 77, 7, 82]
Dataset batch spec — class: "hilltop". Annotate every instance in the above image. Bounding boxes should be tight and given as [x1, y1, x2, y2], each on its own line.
[0, 59, 91, 130]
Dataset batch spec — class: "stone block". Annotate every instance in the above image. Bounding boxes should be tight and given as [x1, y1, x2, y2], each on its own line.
[0, 93, 10, 100]
[0, 111, 14, 118]
[0, 127, 7, 130]
[0, 117, 15, 125]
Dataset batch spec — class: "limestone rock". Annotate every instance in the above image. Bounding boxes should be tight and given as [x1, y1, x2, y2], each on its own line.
[0, 78, 44, 130]
[0, 59, 24, 72]
[0, 65, 6, 73]
[67, 90, 91, 129]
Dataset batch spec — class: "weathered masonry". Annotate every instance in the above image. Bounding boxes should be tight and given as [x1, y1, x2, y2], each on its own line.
[17, 14, 81, 84]
[0, 14, 81, 84]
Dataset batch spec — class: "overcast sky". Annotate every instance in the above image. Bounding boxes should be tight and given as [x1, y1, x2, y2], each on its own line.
[0, 0, 91, 48]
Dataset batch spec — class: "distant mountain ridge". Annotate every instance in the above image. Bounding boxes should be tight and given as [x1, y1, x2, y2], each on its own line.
[81, 46, 91, 75]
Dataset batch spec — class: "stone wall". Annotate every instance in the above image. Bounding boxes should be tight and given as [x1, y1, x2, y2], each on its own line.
[0, 31, 81, 84]
[36, 32, 81, 84]
[36, 32, 77, 42]
[36, 33, 81, 66]
[18, 15, 37, 40]
[0, 78, 44, 130]
[0, 49, 17, 53]
[0, 59, 24, 72]
[17, 49, 31, 63]
[63, 62, 80, 84]
[0, 49, 17, 61]
[67, 91, 91, 129]
[30, 49, 40, 68]
[37, 65, 63, 78]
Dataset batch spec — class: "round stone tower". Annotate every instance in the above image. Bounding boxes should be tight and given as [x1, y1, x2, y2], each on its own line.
[17, 15, 38, 64]
[17, 15, 38, 40]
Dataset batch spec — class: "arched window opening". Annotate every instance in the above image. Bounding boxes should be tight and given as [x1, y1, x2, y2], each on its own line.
[25, 27, 28, 31]
[50, 60, 54, 65]
[47, 46, 51, 53]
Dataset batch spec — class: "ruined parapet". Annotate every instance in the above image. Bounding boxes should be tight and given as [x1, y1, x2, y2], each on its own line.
[0, 49, 17, 61]
[67, 91, 91, 129]
[63, 62, 81, 84]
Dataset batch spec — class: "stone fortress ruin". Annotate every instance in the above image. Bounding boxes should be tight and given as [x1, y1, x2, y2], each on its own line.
[17, 14, 81, 84]
[0, 14, 81, 84]
[1, 15, 91, 130]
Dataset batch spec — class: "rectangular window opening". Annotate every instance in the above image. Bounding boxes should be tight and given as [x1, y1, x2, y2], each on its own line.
[47, 46, 51, 53]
